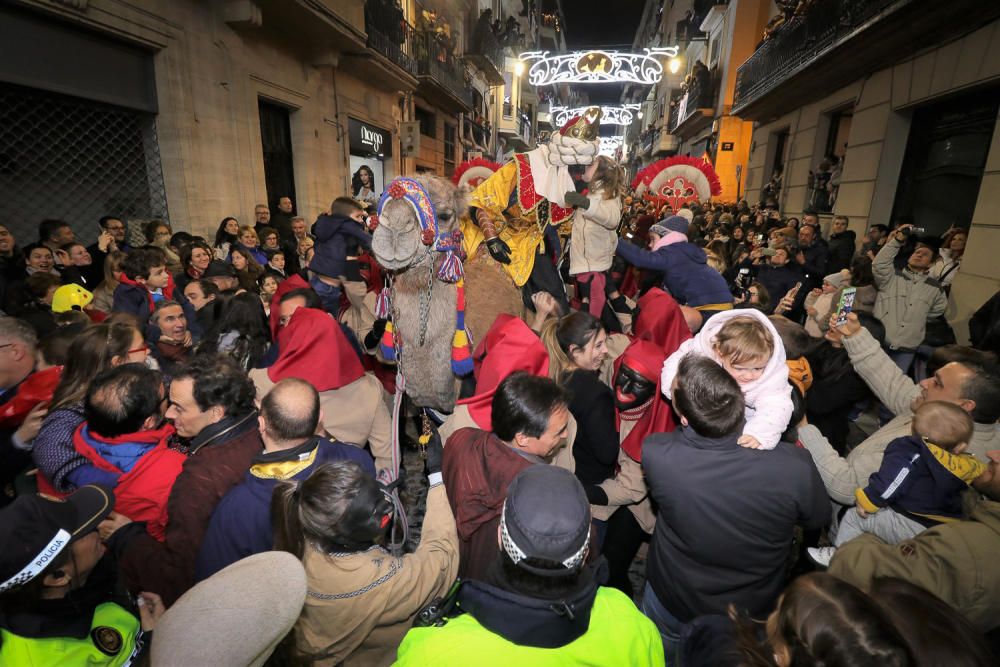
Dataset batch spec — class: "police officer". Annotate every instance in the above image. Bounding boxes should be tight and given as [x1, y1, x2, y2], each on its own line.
[0, 486, 160, 665]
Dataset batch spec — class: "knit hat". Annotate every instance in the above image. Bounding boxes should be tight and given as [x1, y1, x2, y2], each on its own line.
[648, 224, 669, 239]
[823, 270, 850, 289]
[500, 466, 591, 576]
[661, 215, 689, 235]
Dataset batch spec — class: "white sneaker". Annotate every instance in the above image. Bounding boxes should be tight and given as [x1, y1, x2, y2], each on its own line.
[807, 546, 836, 568]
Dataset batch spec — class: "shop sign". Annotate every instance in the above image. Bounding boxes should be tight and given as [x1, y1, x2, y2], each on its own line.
[349, 118, 392, 157]
[721, 142, 734, 151]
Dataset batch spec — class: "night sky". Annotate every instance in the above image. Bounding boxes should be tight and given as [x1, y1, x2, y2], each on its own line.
[557, 0, 650, 106]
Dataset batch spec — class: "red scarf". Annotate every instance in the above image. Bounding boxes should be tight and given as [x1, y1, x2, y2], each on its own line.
[0, 366, 61, 429]
[118, 271, 176, 313]
[633, 288, 691, 351]
[268, 307, 364, 391]
[614, 339, 676, 462]
[457, 315, 550, 430]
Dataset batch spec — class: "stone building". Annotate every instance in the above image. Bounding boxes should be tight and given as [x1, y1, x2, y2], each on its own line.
[739, 0, 1000, 341]
[0, 0, 506, 243]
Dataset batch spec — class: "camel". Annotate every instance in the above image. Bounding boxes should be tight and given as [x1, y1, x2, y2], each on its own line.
[372, 175, 523, 412]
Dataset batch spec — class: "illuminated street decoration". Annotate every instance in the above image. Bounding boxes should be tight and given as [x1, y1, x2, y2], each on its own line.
[599, 136, 624, 156]
[519, 47, 679, 86]
[551, 104, 641, 127]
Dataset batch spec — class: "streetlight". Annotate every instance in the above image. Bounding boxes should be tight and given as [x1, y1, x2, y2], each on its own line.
[514, 61, 525, 77]
[637, 110, 644, 119]
[668, 57, 681, 75]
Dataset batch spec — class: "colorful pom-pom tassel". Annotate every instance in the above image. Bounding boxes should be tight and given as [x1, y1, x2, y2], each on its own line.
[380, 319, 397, 362]
[450, 279, 473, 376]
[375, 287, 391, 319]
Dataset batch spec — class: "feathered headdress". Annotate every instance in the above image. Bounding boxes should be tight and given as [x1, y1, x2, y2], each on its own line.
[451, 158, 503, 190]
[631, 156, 722, 210]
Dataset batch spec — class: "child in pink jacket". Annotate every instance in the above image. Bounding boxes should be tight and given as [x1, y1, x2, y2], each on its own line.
[661, 309, 792, 450]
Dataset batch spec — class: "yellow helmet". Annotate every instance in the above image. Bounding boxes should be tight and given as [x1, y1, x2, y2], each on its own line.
[52, 283, 94, 313]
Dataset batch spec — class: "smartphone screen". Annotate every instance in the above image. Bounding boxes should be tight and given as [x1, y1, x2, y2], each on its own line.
[835, 287, 858, 326]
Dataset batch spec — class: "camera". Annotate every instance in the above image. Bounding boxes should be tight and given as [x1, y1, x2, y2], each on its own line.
[900, 226, 926, 236]
[761, 248, 778, 257]
[734, 268, 752, 301]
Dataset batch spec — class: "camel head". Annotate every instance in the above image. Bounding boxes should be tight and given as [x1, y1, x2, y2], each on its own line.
[372, 176, 468, 272]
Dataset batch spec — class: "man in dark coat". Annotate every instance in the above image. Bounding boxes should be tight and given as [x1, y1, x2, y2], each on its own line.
[826, 215, 856, 274]
[195, 378, 375, 580]
[101, 355, 264, 606]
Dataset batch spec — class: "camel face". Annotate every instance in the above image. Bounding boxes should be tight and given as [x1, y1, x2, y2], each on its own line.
[373, 197, 424, 270]
[372, 176, 469, 272]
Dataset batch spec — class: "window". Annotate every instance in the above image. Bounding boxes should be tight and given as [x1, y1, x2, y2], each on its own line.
[414, 106, 436, 139]
[444, 122, 457, 176]
[502, 71, 513, 118]
[810, 108, 853, 212]
[761, 128, 789, 206]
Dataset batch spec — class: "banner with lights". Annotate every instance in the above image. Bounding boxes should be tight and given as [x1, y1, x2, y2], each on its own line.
[519, 47, 679, 87]
[599, 136, 624, 156]
[551, 104, 641, 127]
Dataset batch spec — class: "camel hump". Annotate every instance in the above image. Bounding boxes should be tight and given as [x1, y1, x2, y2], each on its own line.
[463, 249, 526, 343]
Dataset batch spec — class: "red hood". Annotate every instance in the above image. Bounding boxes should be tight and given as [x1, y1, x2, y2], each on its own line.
[268, 274, 310, 339]
[456, 315, 549, 431]
[633, 288, 691, 351]
[269, 307, 364, 391]
[614, 338, 676, 462]
[0, 366, 62, 429]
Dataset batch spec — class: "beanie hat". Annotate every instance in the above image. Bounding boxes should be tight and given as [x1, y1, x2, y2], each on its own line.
[648, 224, 669, 238]
[823, 270, 850, 289]
[661, 215, 689, 235]
[500, 466, 590, 576]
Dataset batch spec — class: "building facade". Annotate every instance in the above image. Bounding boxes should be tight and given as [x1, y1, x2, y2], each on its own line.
[739, 0, 1000, 342]
[0, 0, 513, 243]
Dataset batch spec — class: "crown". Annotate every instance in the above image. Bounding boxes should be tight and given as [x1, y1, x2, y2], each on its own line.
[559, 107, 602, 141]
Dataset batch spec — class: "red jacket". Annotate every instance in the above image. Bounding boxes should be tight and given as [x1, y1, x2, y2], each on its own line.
[72, 423, 184, 541]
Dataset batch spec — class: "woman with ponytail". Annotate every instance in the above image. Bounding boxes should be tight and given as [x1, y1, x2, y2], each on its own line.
[272, 441, 458, 666]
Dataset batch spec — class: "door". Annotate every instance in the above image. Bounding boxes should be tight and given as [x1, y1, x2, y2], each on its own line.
[258, 99, 297, 214]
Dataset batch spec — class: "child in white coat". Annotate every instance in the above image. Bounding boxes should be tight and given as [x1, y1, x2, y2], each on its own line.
[661, 308, 792, 450]
[565, 155, 624, 319]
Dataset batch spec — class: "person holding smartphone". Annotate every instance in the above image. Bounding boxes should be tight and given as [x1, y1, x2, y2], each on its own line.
[736, 243, 804, 316]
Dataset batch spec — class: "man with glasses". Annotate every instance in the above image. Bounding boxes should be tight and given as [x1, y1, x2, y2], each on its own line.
[0, 318, 46, 506]
[88, 216, 132, 273]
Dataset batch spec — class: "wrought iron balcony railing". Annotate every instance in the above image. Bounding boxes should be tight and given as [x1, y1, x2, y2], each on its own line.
[413, 32, 473, 109]
[364, 0, 417, 77]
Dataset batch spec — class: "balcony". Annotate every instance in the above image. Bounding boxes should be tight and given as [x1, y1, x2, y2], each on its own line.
[251, 0, 367, 52]
[653, 132, 679, 156]
[465, 25, 505, 85]
[670, 71, 717, 137]
[413, 33, 473, 112]
[353, 0, 418, 91]
[733, 0, 1000, 121]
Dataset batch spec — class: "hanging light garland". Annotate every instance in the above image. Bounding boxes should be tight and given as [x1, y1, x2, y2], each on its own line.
[519, 47, 679, 87]
[551, 104, 642, 127]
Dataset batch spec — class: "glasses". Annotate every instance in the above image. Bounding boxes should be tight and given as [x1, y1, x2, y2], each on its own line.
[128, 344, 149, 355]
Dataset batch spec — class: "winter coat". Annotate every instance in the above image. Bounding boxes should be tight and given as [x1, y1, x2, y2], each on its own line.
[872, 237, 947, 350]
[295, 483, 458, 666]
[73, 423, 185, 541]
[565, 369, 619, 486]
[31, 405, 87, 492]
[740, 258, 803, 314]
[856, 434, 985, 526]
[616, 239, 733, 308]
[395, 582, 663, 666]
[928, 248, 961, 288]
[661, 309, 792, 450]
[642, 425, 828, 622]
[805, 343, 872, 452]
[830, 496, 1000, 632]
[804, 289, 837, 338]
[111, 272, 176, 318]
[568, 193, 622, 275]
[250, 369, 393, 473]
[231, 242, 268, 267]
[799, 327, 1000, 505]
[441, 427, 534, 581]
[109, 413, 263, 606]
[310, 213, 372, 281]
[195, 437, 375, 582]
[798, 239, 830, 287]
[826, 230, 856, 274]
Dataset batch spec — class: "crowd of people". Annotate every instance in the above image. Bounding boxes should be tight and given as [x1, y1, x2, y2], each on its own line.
[0, 174, 998, 666]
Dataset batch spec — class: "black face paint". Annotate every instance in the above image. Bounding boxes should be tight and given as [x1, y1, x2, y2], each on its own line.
[614, 364, 656, 411]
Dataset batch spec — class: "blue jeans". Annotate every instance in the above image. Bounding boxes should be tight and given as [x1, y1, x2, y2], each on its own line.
[309, 275, 342, 316]
[641, 583, 682, 667]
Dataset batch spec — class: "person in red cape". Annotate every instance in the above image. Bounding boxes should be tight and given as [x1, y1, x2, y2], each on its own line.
[589, 308, 690, 595]
[250, 307, 393, 472]
[439, 314, 549, 440]
[72, 364, 184, 541]
[632, 288, 690, 351]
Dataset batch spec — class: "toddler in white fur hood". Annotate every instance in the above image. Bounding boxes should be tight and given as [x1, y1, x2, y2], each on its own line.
[661, 309, 792, 450]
